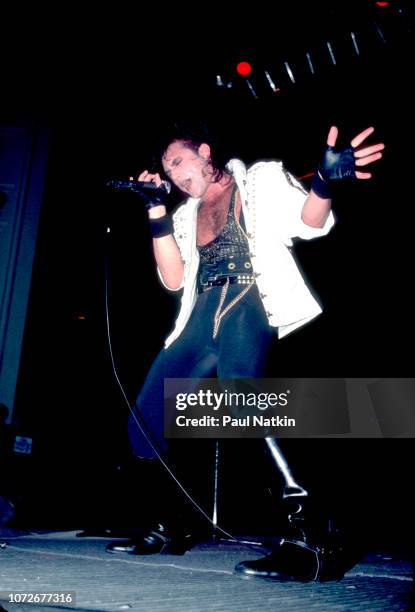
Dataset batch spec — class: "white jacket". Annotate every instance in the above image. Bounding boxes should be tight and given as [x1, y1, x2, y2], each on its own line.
[159, 159, 335, 348]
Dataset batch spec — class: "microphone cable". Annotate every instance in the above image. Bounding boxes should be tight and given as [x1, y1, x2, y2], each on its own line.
[103, 230, 268, 553]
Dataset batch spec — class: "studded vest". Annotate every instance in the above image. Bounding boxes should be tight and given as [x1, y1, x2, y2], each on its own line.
[197, 184, 250, 266]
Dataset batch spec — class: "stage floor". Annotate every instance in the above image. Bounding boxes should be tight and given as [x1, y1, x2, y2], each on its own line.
[0, 530, 412, 611]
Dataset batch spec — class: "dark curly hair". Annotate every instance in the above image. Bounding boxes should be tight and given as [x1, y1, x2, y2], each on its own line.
[150, 117, 232, 183]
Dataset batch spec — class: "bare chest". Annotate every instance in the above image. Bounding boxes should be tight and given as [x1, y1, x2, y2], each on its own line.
[197, 190, 242, 246]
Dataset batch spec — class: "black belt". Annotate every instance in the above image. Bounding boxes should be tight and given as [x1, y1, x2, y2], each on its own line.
[199, 256, 253, 282]
[198, 273, 255, 293]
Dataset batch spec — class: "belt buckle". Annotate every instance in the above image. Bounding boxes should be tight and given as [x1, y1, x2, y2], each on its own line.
[208, 274, 223, 286]
[200, 274, 220, 291]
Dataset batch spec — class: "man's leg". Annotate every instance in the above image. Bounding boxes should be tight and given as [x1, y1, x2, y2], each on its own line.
[108, 292, 219, 554]
[213, 286, 357, 581]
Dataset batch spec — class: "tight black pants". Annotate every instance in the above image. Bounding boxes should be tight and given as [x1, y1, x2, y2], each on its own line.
[128, 283, 274, 458]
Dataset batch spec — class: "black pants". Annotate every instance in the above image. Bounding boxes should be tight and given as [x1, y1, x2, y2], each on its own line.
[128, 283, 274, 458]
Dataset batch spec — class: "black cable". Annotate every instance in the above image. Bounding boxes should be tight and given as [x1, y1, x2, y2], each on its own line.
[103, 231, 268, 553]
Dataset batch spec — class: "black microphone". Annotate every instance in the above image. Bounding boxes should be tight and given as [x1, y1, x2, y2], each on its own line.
[106, 178, 171, 194]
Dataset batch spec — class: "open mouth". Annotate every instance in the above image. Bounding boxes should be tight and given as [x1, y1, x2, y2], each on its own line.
[181, 179, 192, 192]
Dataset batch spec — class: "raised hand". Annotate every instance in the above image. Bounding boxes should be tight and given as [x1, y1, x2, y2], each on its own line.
[121, 170, 168, 211]
[323, 126, 385, 180]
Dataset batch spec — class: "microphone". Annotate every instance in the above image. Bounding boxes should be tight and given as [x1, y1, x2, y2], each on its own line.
[106, 178, 171, 194]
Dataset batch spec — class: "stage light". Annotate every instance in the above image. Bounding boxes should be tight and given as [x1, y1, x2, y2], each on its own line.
[350, 32, 360, 55]
[245, 79, 258, 99]
[264, 70, 280, 93]
[216, 75, 233, 89]
[283, 61, 295, 84]
[306, 52, 315, 75]
[236, 61, 252, 77]
[373, 22, 386, 42]
[326, 41, 336, 65]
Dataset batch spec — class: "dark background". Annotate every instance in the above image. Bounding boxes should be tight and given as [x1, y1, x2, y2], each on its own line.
[1, 2, 413, 549]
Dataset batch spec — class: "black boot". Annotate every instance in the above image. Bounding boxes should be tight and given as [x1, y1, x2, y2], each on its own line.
[106, 521, 195, 555]
[105, 456, 197, 556]
[234, 500, 361, 582]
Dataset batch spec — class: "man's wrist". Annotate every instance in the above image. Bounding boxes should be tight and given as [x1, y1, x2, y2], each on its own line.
[149, 213, 174, 238]
[148, 205, 167, 219]
[310, 171, 332, 199]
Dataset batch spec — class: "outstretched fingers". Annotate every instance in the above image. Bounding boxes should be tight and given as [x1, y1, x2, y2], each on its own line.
[355, 171, 372, 179]
[351, 127, 385, 176]
[354, 143, 385, 158]
[350, 126, 375, 148]
[355, 152, 383, 166]
[326, 125, 339, 147]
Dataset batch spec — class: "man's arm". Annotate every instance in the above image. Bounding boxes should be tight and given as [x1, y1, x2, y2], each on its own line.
[148, 204, 184, 290]
[301, 125, 384, 229]
[301, 191, 332, 228]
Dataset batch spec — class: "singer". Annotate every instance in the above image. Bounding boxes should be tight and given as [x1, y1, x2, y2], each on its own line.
[106, 120, 384, 582]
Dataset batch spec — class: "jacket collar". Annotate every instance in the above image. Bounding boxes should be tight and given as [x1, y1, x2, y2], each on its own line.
[226, 159, 248, 201]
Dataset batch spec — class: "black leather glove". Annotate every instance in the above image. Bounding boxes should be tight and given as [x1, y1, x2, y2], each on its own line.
[311, 145, 356, 198]
[138, 186, 169, 211]
[318, 145, 356, 181]
[105, 179, 169, 210]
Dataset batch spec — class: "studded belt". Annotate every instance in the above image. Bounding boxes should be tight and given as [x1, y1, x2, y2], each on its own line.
[198, 257, 255, 293]
[199, 274, 255, 293]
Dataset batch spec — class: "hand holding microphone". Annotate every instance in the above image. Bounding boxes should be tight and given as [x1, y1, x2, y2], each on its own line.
[135, 172, 174, 238]
[106, 170, 175, 238]
[106, 170, 171, 212]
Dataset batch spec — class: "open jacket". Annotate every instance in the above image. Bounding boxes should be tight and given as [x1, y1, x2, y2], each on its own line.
[158, 159, 335, 348]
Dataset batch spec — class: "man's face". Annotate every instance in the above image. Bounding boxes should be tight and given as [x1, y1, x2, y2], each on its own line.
[162, 140, 212, 198]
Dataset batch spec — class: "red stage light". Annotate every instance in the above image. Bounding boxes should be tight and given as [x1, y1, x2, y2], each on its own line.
[236, 61, 252, 77]
[376, 2, 390, 6]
